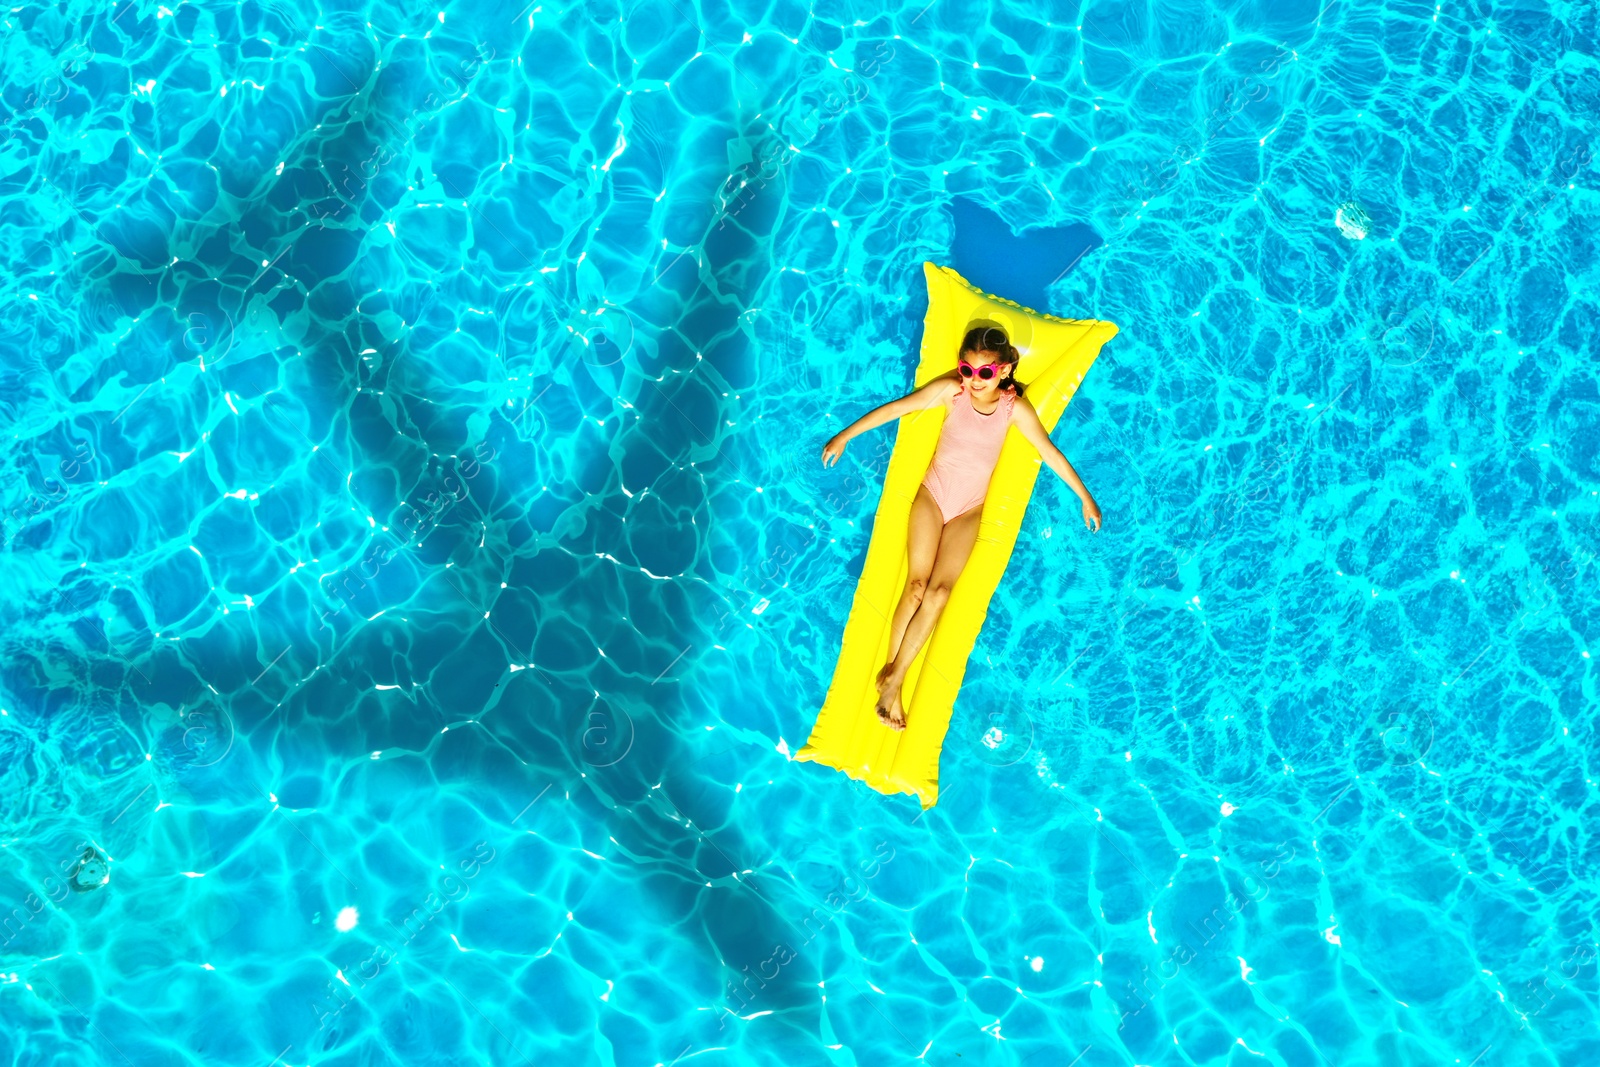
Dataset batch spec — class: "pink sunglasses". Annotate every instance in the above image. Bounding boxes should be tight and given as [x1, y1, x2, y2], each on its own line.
[959, 358, 1008, 381]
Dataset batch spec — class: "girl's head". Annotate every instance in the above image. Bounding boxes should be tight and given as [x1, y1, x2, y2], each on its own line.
[958, 326, 1025, 399]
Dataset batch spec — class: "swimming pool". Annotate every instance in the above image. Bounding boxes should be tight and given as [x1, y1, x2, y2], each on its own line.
[0, 0, 1595, 1062]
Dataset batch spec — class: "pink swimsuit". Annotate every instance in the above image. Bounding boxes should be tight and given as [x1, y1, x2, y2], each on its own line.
[921, 385, 1016, 523]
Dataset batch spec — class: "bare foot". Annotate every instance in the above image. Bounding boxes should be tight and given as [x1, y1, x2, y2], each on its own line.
[878, 682, 906, 731]
[874, 661, 896, 694]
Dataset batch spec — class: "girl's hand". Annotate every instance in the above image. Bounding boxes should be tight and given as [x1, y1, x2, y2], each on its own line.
[821, 433, 848, 467]
[1082, 496, 1102, 533]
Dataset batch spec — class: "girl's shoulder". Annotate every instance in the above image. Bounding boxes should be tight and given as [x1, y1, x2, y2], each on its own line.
[910, 376, 962, 411]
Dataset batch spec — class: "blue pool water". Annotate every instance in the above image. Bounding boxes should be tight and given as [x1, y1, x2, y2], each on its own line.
[1, 0, 1597, 1063]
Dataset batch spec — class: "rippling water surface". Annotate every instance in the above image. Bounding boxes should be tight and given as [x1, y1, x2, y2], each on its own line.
[1, 0, 1597, 1063]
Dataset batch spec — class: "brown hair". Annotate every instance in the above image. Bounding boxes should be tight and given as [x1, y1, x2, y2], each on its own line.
[958, 326, 1025, 397]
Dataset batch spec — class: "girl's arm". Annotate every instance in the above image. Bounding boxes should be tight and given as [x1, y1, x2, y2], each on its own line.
[1011, 396, 1103, 532]
[820, 376, 959, 467]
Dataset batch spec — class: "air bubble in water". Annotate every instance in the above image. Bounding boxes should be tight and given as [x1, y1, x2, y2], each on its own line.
[1335, 201, 1371, 240]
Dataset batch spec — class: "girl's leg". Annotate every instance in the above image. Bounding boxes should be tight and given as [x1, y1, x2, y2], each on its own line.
[879, 502, 985, 730]
[876, 485, 944, 696]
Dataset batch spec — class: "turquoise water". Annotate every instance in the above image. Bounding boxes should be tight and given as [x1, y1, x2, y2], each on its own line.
[1, 0, 1596, 1062]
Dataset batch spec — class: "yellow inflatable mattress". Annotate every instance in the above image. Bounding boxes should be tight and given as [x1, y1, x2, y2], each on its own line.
[796, 262, 1118, 808]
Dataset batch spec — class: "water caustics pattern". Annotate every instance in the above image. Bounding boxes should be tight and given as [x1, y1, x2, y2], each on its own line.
[0, 0, 1596, 1062]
